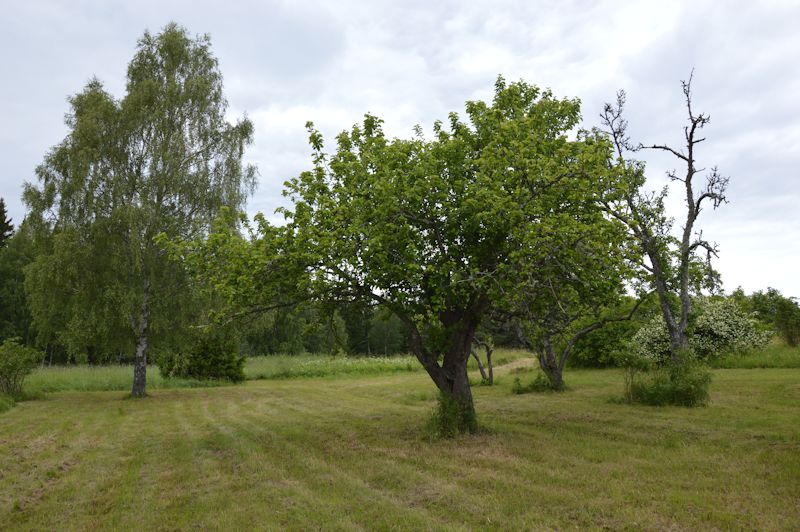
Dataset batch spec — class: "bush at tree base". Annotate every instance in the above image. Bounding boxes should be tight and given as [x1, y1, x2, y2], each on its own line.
[512, 372, 562, 394]
[614, 348, 655, 403]
[157, 329, 245, 382]
[0, 337, 42, 397]
[428, 392, 477, 438]
[627, 355, 712, 407]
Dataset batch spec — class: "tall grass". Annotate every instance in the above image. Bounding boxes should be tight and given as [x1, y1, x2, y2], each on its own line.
[21, 349, 531, 395]
[246, 350, 528, 380]
[710, 343, 800, 369]
[244, 354, 420, 380]
[22, 355, 423, 394]
[24, 365, 227, 394]
[0, 393, 13, 413]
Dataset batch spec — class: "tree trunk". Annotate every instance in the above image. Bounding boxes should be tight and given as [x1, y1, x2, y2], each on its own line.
[435, 309, 482, 433]
[439, 351, 476, 433]
[539, 337, 564, 390]
[486, 347, 493, 385]
[399, 297, 487, 435]
[131, 329, 148, 397]
[471, 340, 494, 385]
[131, 285, 150, 398]
[471, 348, 489, 382]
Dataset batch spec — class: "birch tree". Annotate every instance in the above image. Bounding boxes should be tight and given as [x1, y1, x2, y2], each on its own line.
[23, 23, 255, 396]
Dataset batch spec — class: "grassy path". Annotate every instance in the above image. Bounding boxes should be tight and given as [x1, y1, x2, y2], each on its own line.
[1, 366, 799, 530]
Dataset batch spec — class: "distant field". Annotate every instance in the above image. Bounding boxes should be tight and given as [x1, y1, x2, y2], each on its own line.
[709, 343, 800, 369]
[1, 356, 798, 530]
[22, 349, 530, 394]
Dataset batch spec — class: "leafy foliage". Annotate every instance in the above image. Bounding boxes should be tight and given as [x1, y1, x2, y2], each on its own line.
[0, 392, 13, 413]
[569, 296, 658, 367]
[746, 287, 800, 347]
[691, 299, 771, 357]
[630, 299, 770, 364]
[504, 172, 633, 388]
[0, 338, 42, 397]
[0, 198, 12, 248]
[157, 328, 244, 383]
[23, 23, 255, 395]
[0, 224, 34, 344]
[511, 372, 557, 394]
[628, 316, 675, 364]
[627, 356, 711, 407]
[614, 347, 656, 403]
[183, 77, 623, 432]
[775, 299, 800, 347]
[569, 319, 640, 368]
[241, 304, 349, 356]
[428, 391, 478, 438]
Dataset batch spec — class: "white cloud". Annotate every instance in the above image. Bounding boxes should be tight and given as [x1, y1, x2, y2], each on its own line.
[1, 0, 798, 296]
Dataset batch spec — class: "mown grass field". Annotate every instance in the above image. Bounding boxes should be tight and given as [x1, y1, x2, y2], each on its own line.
[1, 352, 799, 530]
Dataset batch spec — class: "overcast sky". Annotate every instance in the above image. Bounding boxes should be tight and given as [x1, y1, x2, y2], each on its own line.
[1, 0, 798, 297]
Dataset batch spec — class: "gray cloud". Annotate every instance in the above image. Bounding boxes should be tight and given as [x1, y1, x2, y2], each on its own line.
[1, 0, 797, 296]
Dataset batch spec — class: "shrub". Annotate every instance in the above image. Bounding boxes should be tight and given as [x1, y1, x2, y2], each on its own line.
[628, 356, 711, 407]
[0, 338, 42, 398]
[158, 329, 244, 382]
[511, 372, 558, 394]
[692, 299, 771, 357]
[614, 349, 655, 403]
[628, 316, 672, 364]
[428, 392, 477, 438]
[629, 300, 770, 364]
[569, 316, 641, 368]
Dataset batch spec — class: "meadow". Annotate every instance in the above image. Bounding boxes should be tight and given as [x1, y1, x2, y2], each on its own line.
[22, 350, 530, 395]
[1, 349, 799, 530]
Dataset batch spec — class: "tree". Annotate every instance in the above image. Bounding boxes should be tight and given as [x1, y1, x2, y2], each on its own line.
[507, 227, 640, 390]
[470, 336, 494, 385]
[191, 78, 620, 432]
[601, 73, 727, 363]
[23, 23, 255, 396]
[0, 223, 35, 344]
[0, 198, 13, 248]
[749, 287, 800, 347]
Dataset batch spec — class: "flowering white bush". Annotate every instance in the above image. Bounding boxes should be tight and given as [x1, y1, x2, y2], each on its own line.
[692, 299, 771, 357]
[627, 299, 771, 363]
[629, 316, 672, 364]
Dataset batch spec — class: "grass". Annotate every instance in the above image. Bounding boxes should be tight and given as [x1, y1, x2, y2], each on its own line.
[0, 355, 798, 529]
[0, 393, 13, 414]
[23, 365, 230, 395]
[22, 349, 530, 394]
[244, 354, 420, 380]
[710, 343, 800, 369]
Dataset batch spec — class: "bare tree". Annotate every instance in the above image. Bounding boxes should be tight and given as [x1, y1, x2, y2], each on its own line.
[601, 72, 728, 362]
